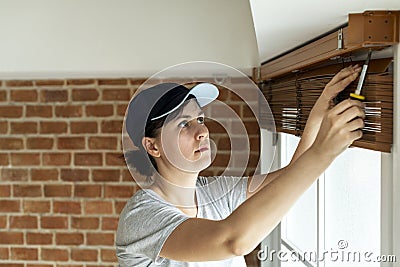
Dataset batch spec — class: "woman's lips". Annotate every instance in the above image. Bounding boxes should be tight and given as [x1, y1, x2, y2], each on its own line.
[195, 147, 209, 153]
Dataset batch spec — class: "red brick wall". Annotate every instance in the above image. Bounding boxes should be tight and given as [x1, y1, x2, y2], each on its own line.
[0, 78, 260, 266]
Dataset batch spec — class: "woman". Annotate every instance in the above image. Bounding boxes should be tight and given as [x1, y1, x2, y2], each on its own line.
[116, 65, 364, 266]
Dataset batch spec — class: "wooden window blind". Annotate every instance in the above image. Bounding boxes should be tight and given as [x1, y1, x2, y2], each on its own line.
[255, 11, 398, 153]
[259, 57, 393, 152]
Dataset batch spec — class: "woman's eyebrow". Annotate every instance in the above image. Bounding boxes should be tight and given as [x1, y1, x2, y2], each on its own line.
[176, 111, 204, 120]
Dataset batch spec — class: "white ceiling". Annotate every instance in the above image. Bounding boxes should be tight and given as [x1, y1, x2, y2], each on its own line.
[250, 0, 400, 63]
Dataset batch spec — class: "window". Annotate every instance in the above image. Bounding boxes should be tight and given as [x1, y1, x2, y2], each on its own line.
[280, 133, 381, 267]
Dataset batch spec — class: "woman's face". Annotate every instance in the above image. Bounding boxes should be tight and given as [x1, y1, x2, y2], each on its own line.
[158, 99, 212, 173]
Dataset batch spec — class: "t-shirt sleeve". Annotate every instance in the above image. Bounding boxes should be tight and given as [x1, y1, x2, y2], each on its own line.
[198, 175, 249, 214]
[116, 191, 190, 265]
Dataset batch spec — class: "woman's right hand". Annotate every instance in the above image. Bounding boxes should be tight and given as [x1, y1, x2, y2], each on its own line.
[310, 98, 365, 159]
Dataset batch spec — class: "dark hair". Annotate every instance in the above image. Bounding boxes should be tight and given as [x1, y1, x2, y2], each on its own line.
[124, 95, 197, 178]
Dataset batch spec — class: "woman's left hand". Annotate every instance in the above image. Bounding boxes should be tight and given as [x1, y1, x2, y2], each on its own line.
[312, 65, 362, 116]
[289, 65, 362, 164]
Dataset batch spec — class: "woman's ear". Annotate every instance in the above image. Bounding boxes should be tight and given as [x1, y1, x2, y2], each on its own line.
[142, 137, 160, 158]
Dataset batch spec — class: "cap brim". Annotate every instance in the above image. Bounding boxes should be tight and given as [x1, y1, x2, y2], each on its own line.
[188, 83, 219, 107]
[150, 83, 219, 121]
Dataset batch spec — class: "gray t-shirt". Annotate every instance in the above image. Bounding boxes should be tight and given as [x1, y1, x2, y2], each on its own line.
[116, 175, 249, 267]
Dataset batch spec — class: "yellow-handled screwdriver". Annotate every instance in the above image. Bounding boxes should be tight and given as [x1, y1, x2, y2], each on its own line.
[350, 49, 372, 101]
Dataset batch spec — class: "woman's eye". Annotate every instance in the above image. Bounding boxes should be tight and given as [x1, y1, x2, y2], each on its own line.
[197, 117, 205, 124]
[178, 121, 189, 128]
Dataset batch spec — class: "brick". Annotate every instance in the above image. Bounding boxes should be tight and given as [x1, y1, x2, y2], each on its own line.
[102, 89, 130, 101]
[0, 91, 6, 102]
[210, 103, 241, 118]
[102, 217, 119, 230]
[71, 217, 99, 230]
[10, 121, 37, 134]
[0, 106, 23, 118]
[27, 137, 54, 149]
[105, 185, 135, 198]
[205, 119, 227, 134]
[217, 137, 231, 150]
[71, 248, 98, 261]
[11, 153, 40, 166]
[60, 169, 89, 182]
[232, 120, 260, 135]
[242, 104, 257, 118]
[98, 79, 128, 86]
[0, 247, 8, 259]
[217, 87, 230, 101]
[86, 104, 113, 117]
[40, 90, 68, 102]
[55, 105, 83, 117]
[74, 184, 101, 198]
[92, 169, 120, 182]
[10, 215, 37, 229]
[0, 168, 28, 181]
[115, 201, 127, 214]
[13, 184, 42, 197]
[41, 216, 68, 229]
[105, 152, 125, 166]
[40, 121, 67, 134]
[101, 120, 122, 133]
[0, 121, 7, 133]
[11, 247, 38, 260]
[87, 233, 114, 245]
[44, 184, 72, 197]
[0, 185, 10, 197]
[23, 200, 50, 213]
[31, 169, 58, 181]
[74, 153, 102, 166]
[0, 232, 23, 244]
[117, 104, 128, 116]
[0, 215, 6, 228]
[101, 248, 118, 262]
[57, 137, 85, 149]
[6, 80, 33, 87]
[250, 136, 260, 152]
[26, 105, 53, 118]
[0, 264, 23, 267]
[84, 201, 113, 214]
[130, 78, 147, 85]
[212, 153, 230, 167]
[27, 264, 53, 267]
[26, 232, 53, 244]
[41, 248, 68, 261]
[56, 232, 84, 245]
[42, 153, 71, 166]
[54, 201, 81, 214]
[0, 138, 23, 150]
[72, 88, 99, 101]
[233, 153, 259, 168]
[71, 121, 97, 133]
[67, 79, 95, 85]
[35, 79, 64, 86]
[121, 169, 133, 181]
[88, 137, 117, 150]
[10, 90, 38, 102]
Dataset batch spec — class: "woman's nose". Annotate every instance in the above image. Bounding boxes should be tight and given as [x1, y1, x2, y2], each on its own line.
[195, 124, 209, 140]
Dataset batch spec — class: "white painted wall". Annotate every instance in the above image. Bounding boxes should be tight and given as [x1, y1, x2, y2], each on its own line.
[0, 0, 259, 79]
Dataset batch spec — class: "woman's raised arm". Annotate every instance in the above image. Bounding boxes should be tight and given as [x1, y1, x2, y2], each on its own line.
[160, 95, 365, 262]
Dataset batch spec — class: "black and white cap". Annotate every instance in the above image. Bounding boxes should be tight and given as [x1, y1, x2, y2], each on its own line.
[125, 82, 219, 147]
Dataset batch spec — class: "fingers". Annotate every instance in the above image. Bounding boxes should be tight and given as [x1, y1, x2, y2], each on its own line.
[327, 65, 361, 87]
[348, 129, 363, 142]
[337, 105, 365, 124]
[345, 118, 365, 132]
[330, 98, 364, 116]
